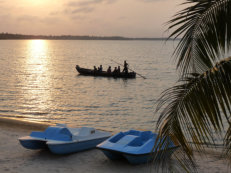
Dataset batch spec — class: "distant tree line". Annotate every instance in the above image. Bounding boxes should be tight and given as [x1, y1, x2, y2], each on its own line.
[0, 33, 173, 40]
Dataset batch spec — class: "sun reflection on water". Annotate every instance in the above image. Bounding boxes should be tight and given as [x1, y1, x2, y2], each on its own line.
[27, 40, 48, 63]
[20, 40, 52, 122]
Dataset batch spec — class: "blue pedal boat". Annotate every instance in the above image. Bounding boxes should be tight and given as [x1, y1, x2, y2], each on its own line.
[19, 124, 111, 154]
[97, 130, 178, 164]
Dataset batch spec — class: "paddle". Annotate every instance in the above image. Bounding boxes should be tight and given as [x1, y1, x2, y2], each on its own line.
[110, 59, 147, 79]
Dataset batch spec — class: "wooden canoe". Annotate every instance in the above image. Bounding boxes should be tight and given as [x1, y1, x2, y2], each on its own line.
[76, 65, 136, 79]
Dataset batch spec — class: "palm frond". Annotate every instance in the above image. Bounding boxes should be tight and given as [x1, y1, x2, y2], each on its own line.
[168, 0, 231, 75]
[154, 57, 231, 172]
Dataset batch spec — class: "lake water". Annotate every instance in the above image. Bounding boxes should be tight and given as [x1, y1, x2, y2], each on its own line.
[0, 40, 178, 132]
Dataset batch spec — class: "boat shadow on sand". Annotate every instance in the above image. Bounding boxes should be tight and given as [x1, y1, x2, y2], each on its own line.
[23, 148, 180, 173]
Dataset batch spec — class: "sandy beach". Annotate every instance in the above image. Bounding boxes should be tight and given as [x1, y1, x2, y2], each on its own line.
[0, 118, 230, 173]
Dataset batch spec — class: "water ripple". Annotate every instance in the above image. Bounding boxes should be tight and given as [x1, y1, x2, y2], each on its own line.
[0, 40, 178, 132]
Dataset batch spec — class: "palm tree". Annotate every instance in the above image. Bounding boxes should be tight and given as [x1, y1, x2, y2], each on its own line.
[154, 0, 231, 172]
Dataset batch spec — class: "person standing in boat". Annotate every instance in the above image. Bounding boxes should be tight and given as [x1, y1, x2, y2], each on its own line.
[107, 66, 111, 73]
[122, 61, 128, 74]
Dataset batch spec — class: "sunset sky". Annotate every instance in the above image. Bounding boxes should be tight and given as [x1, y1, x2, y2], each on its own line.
[0, 0, 184, 37]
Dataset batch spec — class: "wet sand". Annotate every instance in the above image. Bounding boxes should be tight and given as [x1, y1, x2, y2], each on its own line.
[0, 118, 230, 173]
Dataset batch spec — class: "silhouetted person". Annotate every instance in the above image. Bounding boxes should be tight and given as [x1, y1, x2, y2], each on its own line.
[94, 66, 97, 72]
[122, 61, 128, 74]
[113, 67, 117, 74]
[117, 66, 120, 73]
[98, 65, 103, 72]
[107, 66, 111, 73]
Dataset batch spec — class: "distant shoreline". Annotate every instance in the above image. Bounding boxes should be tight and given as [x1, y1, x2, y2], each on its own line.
[0, 33, 179, 41]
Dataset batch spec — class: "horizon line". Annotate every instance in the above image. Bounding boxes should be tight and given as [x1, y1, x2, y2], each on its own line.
[0, 32, 180, 41]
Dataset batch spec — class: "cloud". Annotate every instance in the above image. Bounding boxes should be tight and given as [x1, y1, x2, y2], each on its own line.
[41, 16, 60, 24]
[137, 0, 169, 2]
[63, 7, 94, 15]
[67, 0, 116, 7]
[49, 11, 60, 16]
[0, 14, 11, 21]
[71, 7, 94, 14]
[17, 15, 40, 22]
[64, 0, 117, 16]
[70, 15, 87, 21]
[16, 15, 60, 25]
[74, 0, 103, 6]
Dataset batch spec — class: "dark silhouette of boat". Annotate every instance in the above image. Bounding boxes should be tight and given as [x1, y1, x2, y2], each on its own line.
[76, 65, 136, 78]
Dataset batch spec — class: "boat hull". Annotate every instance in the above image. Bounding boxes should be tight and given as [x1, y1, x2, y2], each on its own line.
[19, 125, 111, 154]
[97, 130, 178, 164]
[100, 147, 178, 164]
[19, 137, 47, 150]
[76, 65, 136, 78]
[47, 137, 109, 154]
[124, 147, 178, 164]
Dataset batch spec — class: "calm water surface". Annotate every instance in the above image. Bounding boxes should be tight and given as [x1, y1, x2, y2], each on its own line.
[0, 40, 178, 132]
